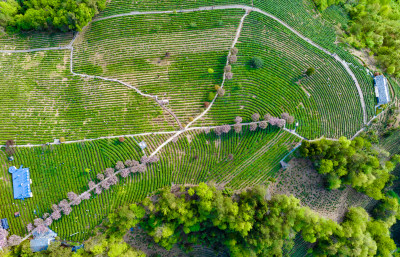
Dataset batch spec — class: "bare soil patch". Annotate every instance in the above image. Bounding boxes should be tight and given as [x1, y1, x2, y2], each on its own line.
[269, 158, 376, 222]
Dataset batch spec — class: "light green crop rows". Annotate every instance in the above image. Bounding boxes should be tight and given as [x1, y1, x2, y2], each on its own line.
[0, 50, 177, 144]
[195, 11, 363, 139]
[0, 127, 298, 241]
[72, 10, 244, 123]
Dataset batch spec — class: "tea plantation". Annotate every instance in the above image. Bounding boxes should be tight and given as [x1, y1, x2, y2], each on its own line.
[0, 0, 391, 255]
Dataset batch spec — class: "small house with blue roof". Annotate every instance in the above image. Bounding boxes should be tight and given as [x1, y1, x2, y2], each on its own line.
[8, 165, 33, 199]
[30, 228, 57, 252]
[374, 75, 391, 105]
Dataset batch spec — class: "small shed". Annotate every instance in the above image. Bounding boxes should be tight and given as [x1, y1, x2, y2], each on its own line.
[138, 141, 147, 150]
[280, 161, 290, 170]
[8, 165, 33, 199]
[30, 228, 57, 252]
[374, 75, 390, 105]
[0, 219, 9, 230]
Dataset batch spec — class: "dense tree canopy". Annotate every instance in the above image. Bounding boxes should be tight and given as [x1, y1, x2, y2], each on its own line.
[300, 136, 398, 200]
[0, 0, 106, 32]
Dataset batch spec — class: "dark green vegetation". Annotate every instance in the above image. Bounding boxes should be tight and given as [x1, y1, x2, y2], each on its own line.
[0, 126, 297, 240]
[300, 136, 398, 200]
[314, 0, 400, 76]
[110, 183, 398, 257]
[0, 0, 106, 32]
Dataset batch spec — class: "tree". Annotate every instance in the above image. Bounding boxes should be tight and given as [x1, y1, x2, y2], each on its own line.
[59, 137, 66, 143]
[234, 123, 242, 133]
[225, 72, 233, 80]
[259, 121, 268, 129]
[105, 168, 115, 177]
[251, 113, 260, 122]
[140, 156, 148, 164]
[208, 68, 214, 73]
[51, 210, 61, 220]
[44, 217, 53, 227]
[88, 181, 96, 189]
[221, 125, 231, 134]
[250, 57, 263, 69]
[217, 87, 225, 97]
[235, 116, 242, 123]
[7, 235, 22, 247]
[214, 126, 223, 136]
[264, 113, 272, 122]
[224, 65, 232, 72]
[281, 113, 294, 124]
[95, 187, 102, 195]
[120, 168, 130, 178]
[118, 137, 125, 143]
[115, 161, 125, 170]
[97, 173, 105, 181]
[204, 102, 210, 108]
[0, 228, 8, 248]
[249, 123, 258, 131]
[81, 192, 91, 200]
[231, 47, 239, 55]
[306, 67, 316, 76]
[229, 55, 237, 64]
[208, 92, 216, 101]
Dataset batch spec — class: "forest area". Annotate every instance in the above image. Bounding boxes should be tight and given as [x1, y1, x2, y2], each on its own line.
[314, 0, 400, 77]
[0, 0, 106, 31]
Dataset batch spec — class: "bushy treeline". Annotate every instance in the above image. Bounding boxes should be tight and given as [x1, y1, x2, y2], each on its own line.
[314, 0, 400, 77]
[105, 183, 398, 257]
[0, 0, 106, 32]
[300, 136, 399, 200]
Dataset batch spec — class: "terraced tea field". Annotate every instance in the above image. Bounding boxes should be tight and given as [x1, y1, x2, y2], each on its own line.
[0, 0, 384, 250]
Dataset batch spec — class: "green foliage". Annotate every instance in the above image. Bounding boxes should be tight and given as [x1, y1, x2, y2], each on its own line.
[313, 0, 346, 11]
[305, 67, 316, 76]
[1, 0, 106, 32]
[250, 56, 263, 69]
[207, 92, 216, 101]
[299, 137, 396, 199]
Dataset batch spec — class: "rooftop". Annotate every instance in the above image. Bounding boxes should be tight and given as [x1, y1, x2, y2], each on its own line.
[374, 75, 390, 105]
[31, 228, 57, 252]
[8, 165, 33, 200]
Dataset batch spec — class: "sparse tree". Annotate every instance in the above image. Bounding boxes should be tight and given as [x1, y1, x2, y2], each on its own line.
[7, 235, 22, 246]
[140, 156, 149, 164]
[115, 161, 125, 170]
[26, 223, 34, 232]
[51, 210, 61, 220]
[281, 113, 294, 124]
[235, 116, 242, 123]
[231, 47, 239, 55]
[101, 180, 111, 190]
[138, 164, 147, 173]
[234, 123, 242, 133]
[264, 113, 272, 122]
[251, 113, 260, 122]
[214, 126, 223, 136]
[217, 87, 225, 97]
[88, 181, 96, 189]
[250, 123, 258, 131]
[97, 173, 104, 181]
[44, 217, 53, 227]
[222, 125, 231, 134]
[204, 127, 211, 134]
[204, 102, 210, 108]
[95, 187, 102, 195]
[260, 121, 268, 129]
[225, 72, 233, 80]
[224, 65, 232, 72]
[276, 119, 286, 128]
[105, 167, 114, 177]
[0, 229, 8, 248]
[81, 192, 90, 200]
[129, 166, 138, 174]
[108, 175, 119, 185]
[33, 218, 44, 227]
[149, 155, 159, 163]
[67, 192, 78, 203]
[51, 204, 60, 212]
[120, 168, 130, 178]
[229, 55, 237, 64]
[36, 224, 48, 234]
[124, 160, 134, 167]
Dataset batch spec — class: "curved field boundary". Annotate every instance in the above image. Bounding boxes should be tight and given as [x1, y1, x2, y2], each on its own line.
[0, 4, 367, 126]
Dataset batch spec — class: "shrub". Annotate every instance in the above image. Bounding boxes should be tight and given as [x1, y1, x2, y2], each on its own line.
[188, 117, 194, 122]
[118, 137, 125, 143]
[214, 85, 221, 90]
[204, 102, 210, 108]
[208, 92, 216, 101]
[59, 137, 66, 143]
[305, 67, 316, 76]
[250, 57, 263, 69]
[208, 68, 214, 73]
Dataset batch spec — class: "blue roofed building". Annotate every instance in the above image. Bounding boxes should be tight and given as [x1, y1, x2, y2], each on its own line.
[8, 165, 33, 200]
[30, 228, 57, 252]
[374, 75, 391, 105]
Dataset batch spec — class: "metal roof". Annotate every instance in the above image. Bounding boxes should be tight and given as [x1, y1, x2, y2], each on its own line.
[31, 228, 57, 252]
[374, 75, 390, 105]
[8, 165, 33, 200]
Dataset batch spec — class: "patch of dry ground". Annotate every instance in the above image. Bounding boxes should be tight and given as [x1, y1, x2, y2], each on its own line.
[269, 158, 376, 223]
[349, 48, 379, 72]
